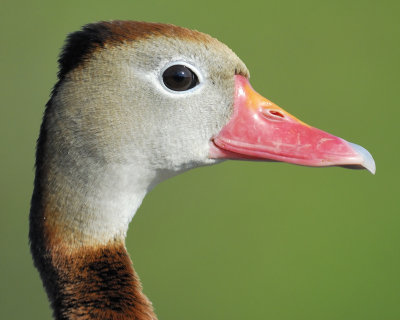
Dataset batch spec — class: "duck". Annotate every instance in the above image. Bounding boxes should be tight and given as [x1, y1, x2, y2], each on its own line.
[29, 20, 375, 320]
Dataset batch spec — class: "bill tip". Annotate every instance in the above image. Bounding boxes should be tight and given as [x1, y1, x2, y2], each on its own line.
[348, 142, 376, 174]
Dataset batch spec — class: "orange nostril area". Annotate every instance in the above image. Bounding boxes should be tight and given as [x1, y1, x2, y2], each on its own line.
[261, 108, 285, 121]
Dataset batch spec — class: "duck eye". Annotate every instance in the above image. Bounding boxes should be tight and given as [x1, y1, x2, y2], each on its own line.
[162, 65, 199, 91]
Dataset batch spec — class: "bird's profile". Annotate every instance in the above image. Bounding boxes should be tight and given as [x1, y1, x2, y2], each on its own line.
[29, 20, 375, 320]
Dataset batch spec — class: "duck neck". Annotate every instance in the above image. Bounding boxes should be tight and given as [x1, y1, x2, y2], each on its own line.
[35, 239, 157, 320]
[30, 161, 159, 319]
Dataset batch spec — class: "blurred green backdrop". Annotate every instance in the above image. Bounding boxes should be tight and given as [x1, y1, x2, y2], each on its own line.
[1, 0, 399, 319]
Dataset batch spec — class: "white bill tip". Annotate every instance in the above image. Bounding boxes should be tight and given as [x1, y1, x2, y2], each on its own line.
[348, 142, 376, 174]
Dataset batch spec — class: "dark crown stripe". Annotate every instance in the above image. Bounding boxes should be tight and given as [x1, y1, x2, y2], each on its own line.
[57, 22, 113, 80]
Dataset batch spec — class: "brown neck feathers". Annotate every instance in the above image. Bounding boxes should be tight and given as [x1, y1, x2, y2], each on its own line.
[60, 244, 157, 319]
[30, 205, 157, 320]
[33, 240, 157, 320]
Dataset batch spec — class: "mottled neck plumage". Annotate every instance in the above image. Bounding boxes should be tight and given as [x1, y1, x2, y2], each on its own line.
[30, 197, 157, 320]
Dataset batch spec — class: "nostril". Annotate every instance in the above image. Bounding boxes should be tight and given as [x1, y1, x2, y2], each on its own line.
[261, 108, 285, 121]
[269, 110, 284, 118]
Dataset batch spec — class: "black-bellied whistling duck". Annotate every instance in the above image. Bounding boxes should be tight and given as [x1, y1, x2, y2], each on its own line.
[30, 21, 375, 320]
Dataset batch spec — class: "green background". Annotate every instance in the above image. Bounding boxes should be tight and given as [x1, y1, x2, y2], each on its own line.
[1, 0, 399, 319]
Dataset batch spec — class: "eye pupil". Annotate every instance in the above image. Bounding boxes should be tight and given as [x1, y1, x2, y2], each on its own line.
[162, 65, 199, 91]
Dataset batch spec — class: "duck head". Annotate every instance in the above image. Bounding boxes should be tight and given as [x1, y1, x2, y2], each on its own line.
[39, 21, 375, 243]
[52, 21, 374, 177]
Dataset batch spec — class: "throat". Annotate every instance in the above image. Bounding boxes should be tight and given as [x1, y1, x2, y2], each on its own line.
[29, 185, 156, 319]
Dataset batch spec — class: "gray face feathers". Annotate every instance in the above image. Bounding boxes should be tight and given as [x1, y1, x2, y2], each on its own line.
[45, 21, 249, 173]
[33, 21, 249, 245]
